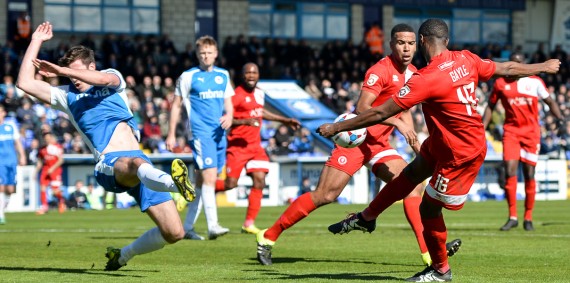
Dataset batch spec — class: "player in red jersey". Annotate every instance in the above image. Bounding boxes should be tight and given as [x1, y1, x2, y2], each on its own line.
[221, 62, 300, 235]
[319, 19, 561, 282]
[36, 132, 64, 214]
[482, 52, 564, 232]
[256, 23, 460, 267]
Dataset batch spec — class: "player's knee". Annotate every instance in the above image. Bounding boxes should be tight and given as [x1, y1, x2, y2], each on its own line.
[225, 178, 238, 190]
[313, 189, 338, 206]
[162, 228, 185, 243]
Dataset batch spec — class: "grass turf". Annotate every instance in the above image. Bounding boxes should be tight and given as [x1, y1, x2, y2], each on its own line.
[0, 199, 568, 282]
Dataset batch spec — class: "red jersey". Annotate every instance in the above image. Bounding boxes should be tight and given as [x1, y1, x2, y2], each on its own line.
[393, 50, 496, 166]
[227, 85, 264, 146]
[39, 143, 63, 171]
[489, 76, 549, 137]
[361, 54, 417, 143]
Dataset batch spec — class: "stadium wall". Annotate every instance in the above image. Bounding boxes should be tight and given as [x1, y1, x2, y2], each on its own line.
[1, 0, 560, 54]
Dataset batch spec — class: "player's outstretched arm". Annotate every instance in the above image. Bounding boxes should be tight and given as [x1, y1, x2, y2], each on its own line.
[33, 59, 120, 88]
[16, 22, 53, 104]
[356, 90, 403, 129]
[262, 109, 301, 130]
[317, 98, 404, 138]
[165, 95, 183, 151]
[494, 59, 560, 78]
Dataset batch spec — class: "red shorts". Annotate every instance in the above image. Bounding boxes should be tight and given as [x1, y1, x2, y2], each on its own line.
[225, 145, 269, 178]
[325, 137, 402, 176]
[39, 170, 62, 187]
[421, 145, 486, 210]
[502, 131, 540, 166]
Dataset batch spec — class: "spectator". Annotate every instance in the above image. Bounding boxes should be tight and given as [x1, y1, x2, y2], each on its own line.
[273, 124, 292, 155]
[67, 180, 90, 210]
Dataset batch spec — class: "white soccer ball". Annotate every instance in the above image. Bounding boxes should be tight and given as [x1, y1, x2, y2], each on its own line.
[332, 113, 367, 148]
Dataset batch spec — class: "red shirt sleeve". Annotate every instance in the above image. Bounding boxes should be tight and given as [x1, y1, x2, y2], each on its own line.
[361, 65, 387, 95]
[392, 73, 430, 110]
[462, 50, 496, 82]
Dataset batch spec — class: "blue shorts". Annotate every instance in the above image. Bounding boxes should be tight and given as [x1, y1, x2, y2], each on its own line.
[0, 164, 17, 185]
[191, 133, 227, 174]
[94, 150, 172, 212]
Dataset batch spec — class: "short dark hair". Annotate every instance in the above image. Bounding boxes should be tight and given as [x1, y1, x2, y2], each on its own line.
[418, 19, 449, 40]
[391, 23, 415, 38]
[58, 45, 95, 67]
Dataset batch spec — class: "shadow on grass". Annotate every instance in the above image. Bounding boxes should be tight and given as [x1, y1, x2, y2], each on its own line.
[256, 270, 402, 281]
[89, 236, 139, 240]
[542, 221, 570, 226]
[0, 266, 154, 277]
[246, 257, 417, 267]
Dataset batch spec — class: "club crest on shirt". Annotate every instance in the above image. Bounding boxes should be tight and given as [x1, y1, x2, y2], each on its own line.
[392, 75, 399, 82]
[398, 85, 410, 97]
[505, 85, 511, 90]
[338, 156, 347, 165]
[245, 96, 251, 103]
[215, 76, 224, 84]
[366, 74, 379, 86]
[205, 157, 213, 165]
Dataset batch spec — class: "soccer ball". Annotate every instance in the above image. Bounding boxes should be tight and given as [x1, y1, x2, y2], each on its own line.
[331, 113, 367, 148]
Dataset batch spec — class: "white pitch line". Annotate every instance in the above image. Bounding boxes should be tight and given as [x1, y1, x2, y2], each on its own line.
[0, 228, 147, 233]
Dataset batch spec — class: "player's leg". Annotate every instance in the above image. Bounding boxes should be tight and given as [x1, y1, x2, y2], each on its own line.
[241, 171, 265, 234]
[500, 133, 521, 231]
[375, 157, 430, 265]
[362, 154, 433, 221]
[0, 183, 5, 224]
[521, 162, 536, 231]
[111, 153, 188, 196]
[106, 187, 183, 270]
[37, 182, 49, 215]
[256, 165, 352, 265]
[407, 150, 485, 282]
[240, 148, 270, 234]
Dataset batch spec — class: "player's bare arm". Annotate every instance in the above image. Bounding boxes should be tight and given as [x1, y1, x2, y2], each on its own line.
[397, 109, 418, 150]
[33, 59, 121, 88]
[317, 98, 404, 138]
[16, 22, 53, 104]
[220, 96, 233, 130]
[481, 101, 497, 129]
[494, 59, 561, 77]
[263, 109, 301, 130]
[165, 95, 183, 151]
[355, 89, 404, 129]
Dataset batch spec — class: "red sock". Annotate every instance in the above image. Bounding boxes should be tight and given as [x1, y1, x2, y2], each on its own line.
[215, 179, 226, 192]
[264, 193, 317, 242]
[505, 176, 518, 219]
[524, 179, 536, 220]
[245, 187, 263, 225]
[40, 190, 47, 207]
[403, 196, 428, 253]
[422, 215, 449, 273]
[362, 174, 417, 220]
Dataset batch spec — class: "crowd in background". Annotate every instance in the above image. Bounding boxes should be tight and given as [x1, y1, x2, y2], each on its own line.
[1, 30, 570, 164]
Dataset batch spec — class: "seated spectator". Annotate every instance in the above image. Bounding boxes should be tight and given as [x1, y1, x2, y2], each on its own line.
[67, 180, 90, 210]
[85, 183, 104, 210]
[142, 115, 165, 153]
[171, 136, 192, 153]
[273, 124, 292, 155]
[290, 127, 313, 153]
[266, 137, 286, 158]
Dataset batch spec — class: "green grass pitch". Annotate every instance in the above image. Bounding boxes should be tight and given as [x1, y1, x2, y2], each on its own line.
[0, 200, 568, 282]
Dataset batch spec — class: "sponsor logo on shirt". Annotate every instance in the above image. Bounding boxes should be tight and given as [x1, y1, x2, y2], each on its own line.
[0, 133, 14, 141]
[215, 76, 224, 84]
[75, 88, 112, 100]
[366, 74, 379, 86]
[199, 89, 225, 99]
[398, 85, 410, 97]
[438, 61, 455, 71]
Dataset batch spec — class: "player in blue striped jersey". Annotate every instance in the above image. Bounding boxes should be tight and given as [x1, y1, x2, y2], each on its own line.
[0, 105, 26, 224]
[17, 22, 195, 271]
[166, 35, 234, 240]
